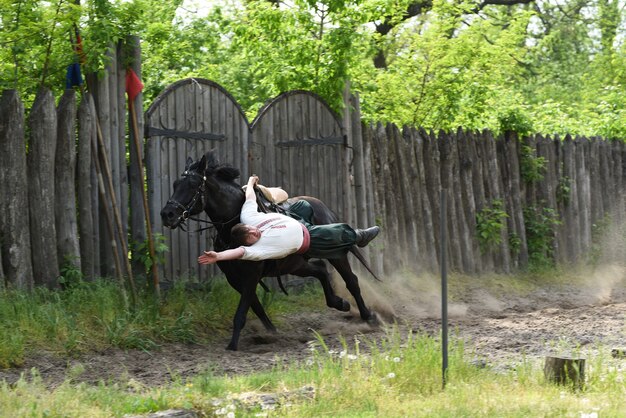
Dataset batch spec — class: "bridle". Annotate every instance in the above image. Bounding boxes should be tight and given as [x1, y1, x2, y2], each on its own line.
[165, 168, 242, 232]
[165, 169, 207, 229]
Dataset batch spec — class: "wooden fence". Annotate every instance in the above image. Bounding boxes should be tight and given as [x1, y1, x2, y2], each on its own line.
[361, 125, 625, 275]
[0, 39, 145, 290]
[1, 63, 625, 289]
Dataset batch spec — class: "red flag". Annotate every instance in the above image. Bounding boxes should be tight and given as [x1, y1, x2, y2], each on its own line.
[126, 68, 144, 101]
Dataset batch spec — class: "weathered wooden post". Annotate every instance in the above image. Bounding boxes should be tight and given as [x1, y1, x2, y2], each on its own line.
[0, 90, 34, 289]
[55, 89, 81, 275]
[28, 88, 60, 288]
[544, 356, 585, 390]
[78, 93, 97, 280]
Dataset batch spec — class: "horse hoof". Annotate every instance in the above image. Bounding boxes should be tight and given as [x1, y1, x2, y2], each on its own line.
[366, 311, 382, 326]
[341, 300, 351, 312]
[226, 342, 238, 351]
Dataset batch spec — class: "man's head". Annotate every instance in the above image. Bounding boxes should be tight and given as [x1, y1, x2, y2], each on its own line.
[231, 223, 261, 246]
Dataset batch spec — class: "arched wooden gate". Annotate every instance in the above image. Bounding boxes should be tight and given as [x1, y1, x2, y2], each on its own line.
[145, 78, 250, 281]
[250, 90, 348, 220]
[145, 79, 349, 282]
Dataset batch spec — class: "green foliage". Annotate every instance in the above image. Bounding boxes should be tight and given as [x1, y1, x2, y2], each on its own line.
[508, 232, 522, 256]
[131, 233, 168, 275]
[475, 199, 509, 254]
[3, 0, 626, 141]
[0, 0, 142, 104]
[520, 144, 547, 183]
[556, 175, 572, 204]
[59, 256, 83, 288]
[523, 205, 561, 270]
[497, 106, 534, 137]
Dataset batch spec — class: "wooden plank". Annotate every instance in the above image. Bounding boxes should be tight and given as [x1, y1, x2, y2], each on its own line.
[387, 124, 408, 269]
[589, 139, 603, 224]
[613, 141, 625, 223]
[55, 90, 81, 272]
[192, 80, 207, 282]
[175, 84, 190, 280]
[95, 63, 115, 276]
[439, 131, 462, 271]
[400, 126, 420, 270]
[27, 89, 60, 287]
[484, 131, 510, 272]
[369, 123, 388, 273]
[413, 128, 437, 271]
[0, 90, 34, 289]
[456, 129, 477, 273]
[504, 132, 528, 267]
[575, 137, 592, 253]
[598, 140, 612, 219]
[351, 94, 367, 228]
[117, 42, 129, 253]
[127, 36, 147, 277]
[78, 93, 97, 280]
[561, 135, 579, 261]
[421, 128, 442, 270]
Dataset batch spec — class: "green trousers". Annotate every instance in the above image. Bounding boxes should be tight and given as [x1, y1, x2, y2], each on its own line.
[287, 200, 356, 259]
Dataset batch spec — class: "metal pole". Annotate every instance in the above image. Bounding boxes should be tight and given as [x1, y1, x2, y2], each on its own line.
[441, 189, 448, 388]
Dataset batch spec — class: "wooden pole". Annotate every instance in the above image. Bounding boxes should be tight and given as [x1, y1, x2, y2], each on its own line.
[94, 118, 138, 306]
[129, 98, 160, 299]
[92, 143, 128, 309]
[441, 189, 448, 388]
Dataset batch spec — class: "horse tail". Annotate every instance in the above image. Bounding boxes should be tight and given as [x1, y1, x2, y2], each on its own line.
[349, 247, 383, 282]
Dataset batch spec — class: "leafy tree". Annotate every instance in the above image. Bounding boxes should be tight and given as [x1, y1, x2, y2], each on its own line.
[1, 0, 625, 140]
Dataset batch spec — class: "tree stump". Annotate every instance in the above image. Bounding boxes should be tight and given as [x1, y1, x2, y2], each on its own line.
[544, 356, 585, 389]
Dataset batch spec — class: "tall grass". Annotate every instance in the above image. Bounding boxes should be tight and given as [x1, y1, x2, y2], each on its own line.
[0, 278, 312, 367]
[2, 270, 626, 416]
[1, 327, 626, 417]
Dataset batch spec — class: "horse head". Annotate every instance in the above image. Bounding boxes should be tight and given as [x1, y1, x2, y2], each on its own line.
[160, 150, 245, 230]
[160, 155, 208, 229]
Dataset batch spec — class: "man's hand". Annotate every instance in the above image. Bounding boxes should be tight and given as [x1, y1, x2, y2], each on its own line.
[245, 175, 259, 200]
[198, 250, 219, 265]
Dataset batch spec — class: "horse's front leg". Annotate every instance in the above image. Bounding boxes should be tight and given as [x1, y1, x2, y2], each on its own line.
[224, 270, 276, 337]
[227, 282, 256, 351]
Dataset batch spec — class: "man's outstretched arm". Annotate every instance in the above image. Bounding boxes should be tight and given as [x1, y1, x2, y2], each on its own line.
[198, 247, 246, 265]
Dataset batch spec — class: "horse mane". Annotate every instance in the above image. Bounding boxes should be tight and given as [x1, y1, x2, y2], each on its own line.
[202, 151, 241, 183]
[215, 166, 240, 182]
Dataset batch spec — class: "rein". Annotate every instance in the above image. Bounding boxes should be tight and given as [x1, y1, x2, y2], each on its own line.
[166, 170, 207, 229]
[167, 169, 241, 232]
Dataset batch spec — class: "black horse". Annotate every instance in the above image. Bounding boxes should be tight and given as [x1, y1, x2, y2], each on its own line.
[160, 150, 379, 350]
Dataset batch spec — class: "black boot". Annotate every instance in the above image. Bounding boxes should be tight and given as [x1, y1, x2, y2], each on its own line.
[354, 226, 380, 247]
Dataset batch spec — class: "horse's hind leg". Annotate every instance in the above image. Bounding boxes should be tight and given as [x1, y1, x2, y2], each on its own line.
[329, 257, 376, 322]
[293, 260, 350, 312]
[250, 293, 276, 332]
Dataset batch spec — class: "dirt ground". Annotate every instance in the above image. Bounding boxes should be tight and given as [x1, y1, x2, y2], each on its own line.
[2, 262, 626, 390]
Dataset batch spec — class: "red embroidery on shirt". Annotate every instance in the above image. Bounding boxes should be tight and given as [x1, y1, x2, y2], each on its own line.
[255, 218, 280, 229]
[271, 225, 286, 229]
